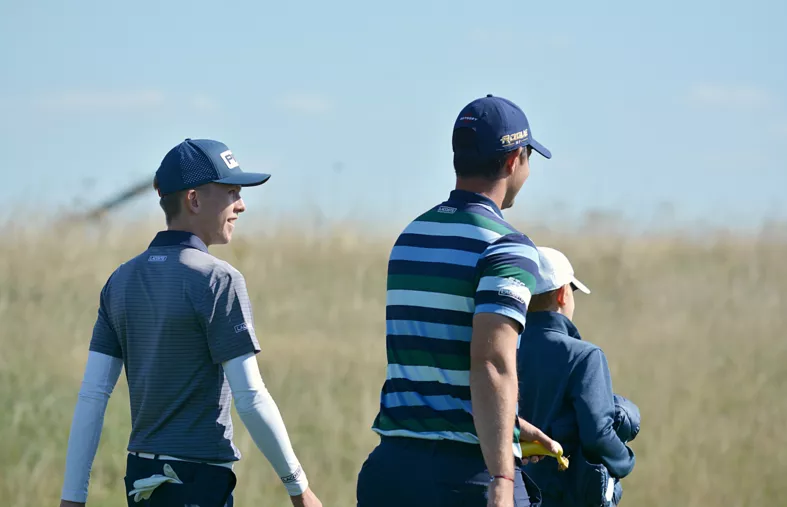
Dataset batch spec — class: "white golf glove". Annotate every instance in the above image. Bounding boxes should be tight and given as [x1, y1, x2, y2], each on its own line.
[127, 463, 184, 502]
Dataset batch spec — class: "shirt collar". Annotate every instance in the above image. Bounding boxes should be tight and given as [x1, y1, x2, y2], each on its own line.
[149, 230, 209, 253]
[448, 189, 504, 219]
[525, 311, 583, 340]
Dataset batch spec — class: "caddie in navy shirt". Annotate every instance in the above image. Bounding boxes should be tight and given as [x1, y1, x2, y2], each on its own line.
[59, 139, 322, 507]
[517, 247, 639, 507]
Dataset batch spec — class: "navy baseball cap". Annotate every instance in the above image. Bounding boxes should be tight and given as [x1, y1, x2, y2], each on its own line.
[453, 94, 551, 161]
[154, 138, 271, 195]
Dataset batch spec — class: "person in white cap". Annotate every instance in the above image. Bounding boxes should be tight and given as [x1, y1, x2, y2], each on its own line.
[515, 247, 639, 507]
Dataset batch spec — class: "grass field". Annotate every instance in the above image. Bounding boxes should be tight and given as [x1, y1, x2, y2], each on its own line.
[2, 218, 786, 506]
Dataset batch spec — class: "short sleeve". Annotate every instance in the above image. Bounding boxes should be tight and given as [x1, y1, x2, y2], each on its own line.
[200, 266, 261, 364]
[473, 233, 540, 331]
[88, 276, 123, 359]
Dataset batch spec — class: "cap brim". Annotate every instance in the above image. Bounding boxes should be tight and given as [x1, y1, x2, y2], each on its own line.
[216, 172, 271, 187]
[571, 277, 591, 294]
[529, 138, 552, 159]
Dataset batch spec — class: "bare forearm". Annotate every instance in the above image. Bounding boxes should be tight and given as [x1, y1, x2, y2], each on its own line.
[471, 361, 517, 478]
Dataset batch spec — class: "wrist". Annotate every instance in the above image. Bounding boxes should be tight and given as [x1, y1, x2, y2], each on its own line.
[282, 465, 309, 496]
[490, 474, 515, 484]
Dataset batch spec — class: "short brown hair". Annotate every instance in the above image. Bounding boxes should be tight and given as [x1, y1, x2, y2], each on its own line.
[527, 288, 559, 313]
[452, 128, 528, 179]
[153, 176, 185, 225]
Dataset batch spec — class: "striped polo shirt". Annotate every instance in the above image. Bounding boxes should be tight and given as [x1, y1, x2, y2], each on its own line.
[371, 190, 540, 458]
[89, 230, 260, 463]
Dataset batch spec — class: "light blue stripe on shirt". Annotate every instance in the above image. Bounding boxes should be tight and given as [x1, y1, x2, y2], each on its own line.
[482, 242, 539, 263]
[387, 363, 470, 386]
[476, 275, 529, 292]
[382, 391, 473, 412]
[387, 290, 474, 313]
[402, 221, 503, 242]
[390, 245, 481, 267]
[373, 427, 480, 445]
[386, 320, 473, 342]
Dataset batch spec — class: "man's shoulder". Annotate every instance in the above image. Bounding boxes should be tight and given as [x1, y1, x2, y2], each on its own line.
[485, 229, 536, 250]
[524, 324, 601, 358]
[400, 200, 524, 242]
[178, 249, 242, 279]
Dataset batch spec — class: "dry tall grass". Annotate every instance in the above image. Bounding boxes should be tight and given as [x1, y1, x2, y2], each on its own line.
[1, 219, 786, 506]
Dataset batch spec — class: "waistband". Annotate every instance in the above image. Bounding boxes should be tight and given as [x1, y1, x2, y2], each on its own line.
[129, 451, 234, 470]
[380, 435, 486, 460]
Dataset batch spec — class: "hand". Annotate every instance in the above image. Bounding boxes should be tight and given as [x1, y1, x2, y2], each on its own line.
[59, 501, 85, 507]
[487, 477, 514, 507]
[518, 417, 562, 455]
[289, 487, 322, 507]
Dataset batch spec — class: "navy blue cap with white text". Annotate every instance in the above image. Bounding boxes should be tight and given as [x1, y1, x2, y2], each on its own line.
[453, 94, 552, 161]
[155, 138, 271, 195]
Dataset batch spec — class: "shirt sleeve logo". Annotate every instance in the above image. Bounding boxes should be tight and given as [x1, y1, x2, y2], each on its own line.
[497, 278, 531, 304]
[148, 255, 167, 262]
[234, 322, 251, 333]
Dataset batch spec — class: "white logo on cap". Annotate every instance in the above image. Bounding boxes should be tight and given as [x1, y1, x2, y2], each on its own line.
[220, 150, 239, 169]
[500, 129, 528, 146]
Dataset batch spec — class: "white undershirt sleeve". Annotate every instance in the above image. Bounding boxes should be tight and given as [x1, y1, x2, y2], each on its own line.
[222, 352, 309, 496]
[61, 351, 123, 503]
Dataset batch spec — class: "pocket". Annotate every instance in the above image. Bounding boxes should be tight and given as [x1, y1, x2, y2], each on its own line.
[183, 465, 237, 507]
[434, 481, 489, 507]
[124, 459, 193, 507]
[565, 458, 610, 507]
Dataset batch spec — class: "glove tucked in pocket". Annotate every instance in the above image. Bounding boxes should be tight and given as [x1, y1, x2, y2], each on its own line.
[127, 463, 184, 503]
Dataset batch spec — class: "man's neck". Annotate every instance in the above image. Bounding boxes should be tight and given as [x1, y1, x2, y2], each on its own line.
[530, 308, 573, 322]
[454, 178, 506, 210]
[166, 220, 209, 247]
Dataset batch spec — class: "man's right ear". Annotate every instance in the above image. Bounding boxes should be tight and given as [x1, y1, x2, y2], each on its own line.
[555, 284, 569, 307]
[503, 148, 523, 176]
[185, 189, 200, 214]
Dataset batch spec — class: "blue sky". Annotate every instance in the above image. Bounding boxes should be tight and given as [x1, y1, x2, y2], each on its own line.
[1, 0, 785, 231]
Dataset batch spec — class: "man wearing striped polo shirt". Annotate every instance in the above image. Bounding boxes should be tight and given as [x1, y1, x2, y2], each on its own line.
[356, 95, 561, 507]
[59, 139, 321, 507]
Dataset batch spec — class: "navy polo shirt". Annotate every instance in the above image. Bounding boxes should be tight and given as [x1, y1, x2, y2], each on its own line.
[89, 230, 260, 462]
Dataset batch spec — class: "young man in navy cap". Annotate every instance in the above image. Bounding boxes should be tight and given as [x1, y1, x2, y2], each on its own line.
[517, 246, 639, 507]
[356, 95, 561, 507]
[59, 139, 322, 507]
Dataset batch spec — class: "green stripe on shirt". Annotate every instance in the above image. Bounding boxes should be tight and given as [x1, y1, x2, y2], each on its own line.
[478, 265, 538, 289]
[387, 274, 475, 297]
[388, 348, 472, 371]
[417, 210, 515, 236]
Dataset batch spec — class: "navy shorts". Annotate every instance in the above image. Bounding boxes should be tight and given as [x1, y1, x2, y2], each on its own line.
[124, 454, 237, 507]
[356, 436, 542, 507]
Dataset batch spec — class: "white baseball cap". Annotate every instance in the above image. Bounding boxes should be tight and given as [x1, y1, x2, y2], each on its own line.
[534, 246, 591, 295]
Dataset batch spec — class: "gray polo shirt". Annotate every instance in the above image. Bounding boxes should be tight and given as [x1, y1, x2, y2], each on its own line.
[89, 230, 260, 462]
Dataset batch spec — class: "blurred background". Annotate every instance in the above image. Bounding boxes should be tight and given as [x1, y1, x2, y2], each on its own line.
[1, 1, 786, 506]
